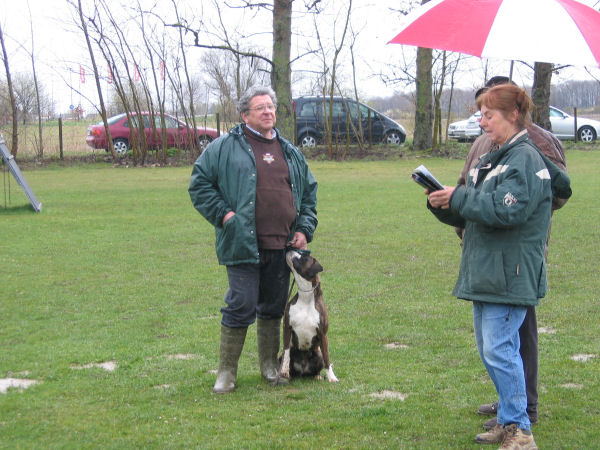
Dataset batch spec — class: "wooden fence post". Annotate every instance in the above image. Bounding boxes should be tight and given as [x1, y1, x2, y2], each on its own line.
[573, 107, 578, 142]
[59, 116, 64, 160]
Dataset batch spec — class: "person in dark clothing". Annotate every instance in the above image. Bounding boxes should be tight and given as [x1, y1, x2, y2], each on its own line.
[189, 86, 318, 393]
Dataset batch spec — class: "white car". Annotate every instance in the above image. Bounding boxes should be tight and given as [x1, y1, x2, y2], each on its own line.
[448, 111, 482, 142]
[449, 107, 600, 143]
[549, 106, 600, 142]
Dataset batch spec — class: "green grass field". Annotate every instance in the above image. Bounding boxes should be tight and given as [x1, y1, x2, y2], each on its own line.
[1, 151, 599, 448]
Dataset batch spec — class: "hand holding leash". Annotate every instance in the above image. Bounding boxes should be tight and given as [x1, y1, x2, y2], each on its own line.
[288, 232, 307, 250]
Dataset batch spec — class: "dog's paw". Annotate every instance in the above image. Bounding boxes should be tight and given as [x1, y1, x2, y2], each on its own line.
[326, 366, 339, 383]
[274, 374, 290, 386]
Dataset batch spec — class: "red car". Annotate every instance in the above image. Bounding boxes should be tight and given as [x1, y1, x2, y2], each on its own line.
[85, 112, 219, 155]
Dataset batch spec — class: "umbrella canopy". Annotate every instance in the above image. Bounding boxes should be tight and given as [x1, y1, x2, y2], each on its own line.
[389, 0, 600, 67]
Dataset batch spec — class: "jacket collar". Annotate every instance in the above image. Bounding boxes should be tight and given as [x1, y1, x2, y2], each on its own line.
[480, 130, 530, 168]
[230, 123, 281, 138]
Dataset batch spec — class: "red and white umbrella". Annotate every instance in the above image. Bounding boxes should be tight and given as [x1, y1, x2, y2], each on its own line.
[389, 0, 600, 67]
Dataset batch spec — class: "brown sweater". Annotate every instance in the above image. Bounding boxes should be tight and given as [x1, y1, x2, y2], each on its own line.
[244, 127, 296, 249]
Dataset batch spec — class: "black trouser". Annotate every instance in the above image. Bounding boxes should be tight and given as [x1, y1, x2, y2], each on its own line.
[519, 305, 538, 418]
[221, 249, 290, 328]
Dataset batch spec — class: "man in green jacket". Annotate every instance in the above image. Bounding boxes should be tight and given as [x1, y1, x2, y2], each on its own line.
[189, 86, 318, 393]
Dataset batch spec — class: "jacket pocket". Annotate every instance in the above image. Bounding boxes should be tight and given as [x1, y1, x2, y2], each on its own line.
[216, 214, 241, 263]
[467, 250, 507, 294]
[537, 258, 547, 298]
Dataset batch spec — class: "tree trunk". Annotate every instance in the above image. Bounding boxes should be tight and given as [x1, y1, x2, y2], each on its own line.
[413, 46, 433, 150]
[272, 0, 293, 140]
[0, 23, 18, 156]
[172, 0, 199, 154]
[531, 62, 553, 131]
[76, 0, 117, 160]
[432, 51, 447, 151]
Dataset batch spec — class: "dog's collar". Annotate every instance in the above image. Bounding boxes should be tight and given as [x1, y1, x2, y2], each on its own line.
[286, 247, 311, 256]
[296, 281, 320, 293]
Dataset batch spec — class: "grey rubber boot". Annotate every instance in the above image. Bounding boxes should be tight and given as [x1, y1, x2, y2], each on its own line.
[257, 318, 281, 383]
[213, 325, 247, 394]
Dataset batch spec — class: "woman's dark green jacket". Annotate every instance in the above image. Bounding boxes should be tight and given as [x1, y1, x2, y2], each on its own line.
[430, 132, 570, 306]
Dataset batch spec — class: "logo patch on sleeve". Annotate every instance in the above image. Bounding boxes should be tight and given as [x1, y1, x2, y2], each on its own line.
[503, 192, 517, 207]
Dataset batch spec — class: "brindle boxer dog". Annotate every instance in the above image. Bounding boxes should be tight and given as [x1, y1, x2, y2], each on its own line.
[276, 249, 339, 384]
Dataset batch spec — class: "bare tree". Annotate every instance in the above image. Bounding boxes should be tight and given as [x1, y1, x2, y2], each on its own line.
[163, 0, 317, 139]
[312, 0, 353, 159]
[170, 0, 200, 153]
[0, 22, 18, 156]
[71, 0, 117, 160]
[443, 54, 462, 143]
[431, 51, 446, 151]
[531, 62, 553, 131]
[272, 0, 293, 135]
[349, 26, 366, 151]
[24, 1, 44, 158]
[413, 45, 433, 150]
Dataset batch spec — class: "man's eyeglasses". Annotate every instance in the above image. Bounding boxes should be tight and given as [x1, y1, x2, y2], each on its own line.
[247, 104, 277, 113]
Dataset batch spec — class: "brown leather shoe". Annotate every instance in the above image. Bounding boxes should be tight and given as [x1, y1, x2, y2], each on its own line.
[484, 416, 498, 430]
[478, 401, 498, 416]
[475, 423, 505, 444]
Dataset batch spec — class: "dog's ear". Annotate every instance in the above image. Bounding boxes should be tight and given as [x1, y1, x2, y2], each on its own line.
[306, 258, 323, 278]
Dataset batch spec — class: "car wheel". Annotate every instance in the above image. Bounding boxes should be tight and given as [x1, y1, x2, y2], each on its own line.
[384, 131, 403, 145]
[198, 135, 213, 149]
[578, 126, 596, 142]
[299, 133, 317, 148]
[113, 138, 129, 155]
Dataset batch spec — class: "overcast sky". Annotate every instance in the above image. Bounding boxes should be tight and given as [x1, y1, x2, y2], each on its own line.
[2, 0, 599, 115]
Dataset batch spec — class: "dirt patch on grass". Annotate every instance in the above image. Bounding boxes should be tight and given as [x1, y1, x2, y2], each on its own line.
[571, 354, 596, 362]
[369, 390, 408, 401]
[71, 361, 118, 371]
[560, 383, 584, 389]
[384, 342, 409, 349]
[0, 378, 39, 394]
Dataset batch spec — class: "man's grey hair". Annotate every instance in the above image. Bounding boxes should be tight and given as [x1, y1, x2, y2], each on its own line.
[237, 86, 277, 114]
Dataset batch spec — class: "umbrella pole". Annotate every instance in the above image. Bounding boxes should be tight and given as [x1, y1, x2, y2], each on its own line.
[509, 60, 514, 82]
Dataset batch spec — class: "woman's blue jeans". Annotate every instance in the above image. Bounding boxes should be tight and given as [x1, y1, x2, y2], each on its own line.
[473, 301, 531, 431]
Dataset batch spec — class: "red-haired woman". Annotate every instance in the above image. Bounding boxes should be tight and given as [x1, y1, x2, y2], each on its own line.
[427, 84, 570, 449]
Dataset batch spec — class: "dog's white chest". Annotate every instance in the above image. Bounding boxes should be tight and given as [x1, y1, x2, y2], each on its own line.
[289, 297, 320, 350]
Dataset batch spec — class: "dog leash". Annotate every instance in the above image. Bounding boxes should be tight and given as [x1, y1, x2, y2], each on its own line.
[287, 278, 296, 302]
[287, 278, 320, 301]
[285, 247, 316, 302]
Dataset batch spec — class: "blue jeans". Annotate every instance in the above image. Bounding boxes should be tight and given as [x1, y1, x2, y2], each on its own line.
[473, 301, 530, 430]
[221, 249, 290, 328]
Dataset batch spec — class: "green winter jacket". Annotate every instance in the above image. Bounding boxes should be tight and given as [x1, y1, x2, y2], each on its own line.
[189, 124, 318, 266]
[430, 132, 570, 306]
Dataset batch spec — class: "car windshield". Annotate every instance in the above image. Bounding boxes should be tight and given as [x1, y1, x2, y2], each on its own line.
[107, 113, 126, 125]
